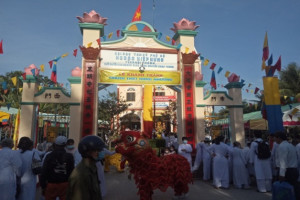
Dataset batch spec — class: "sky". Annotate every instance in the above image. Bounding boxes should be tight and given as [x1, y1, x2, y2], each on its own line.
[1, 0, 300, 102]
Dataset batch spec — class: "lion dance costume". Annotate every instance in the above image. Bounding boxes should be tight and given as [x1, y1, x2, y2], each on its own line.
[114, 131, 193, 200]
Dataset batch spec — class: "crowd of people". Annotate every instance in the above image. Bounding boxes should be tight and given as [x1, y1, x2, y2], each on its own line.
[0, 135, 110, 200]
[1, 130, 300, 199]
[189, 131, 300, 199]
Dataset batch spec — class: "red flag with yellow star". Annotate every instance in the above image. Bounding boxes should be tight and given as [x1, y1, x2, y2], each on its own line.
[131, 1, 141, 22]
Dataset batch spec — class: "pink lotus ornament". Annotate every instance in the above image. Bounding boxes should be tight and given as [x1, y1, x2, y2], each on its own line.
[77, 10, 107, 25]
[24, 64, 39, 76]
[195, 71, 203, 81]
[170, 18, 199, 32]
[71, 67, 82, 77]
[227, 73, 240, 83]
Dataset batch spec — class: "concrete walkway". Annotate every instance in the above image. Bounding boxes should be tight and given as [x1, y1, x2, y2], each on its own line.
[105, 170, 272, 200]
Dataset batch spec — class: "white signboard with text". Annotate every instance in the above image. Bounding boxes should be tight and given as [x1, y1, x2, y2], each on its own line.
[101, 50, 178, 71]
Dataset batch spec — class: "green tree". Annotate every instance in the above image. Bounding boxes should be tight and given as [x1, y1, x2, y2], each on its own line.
[0, 70, 69, 114]
[0, 71, 23, 108]
[98, 91, 129, 135]
[279, 62, 300, 103]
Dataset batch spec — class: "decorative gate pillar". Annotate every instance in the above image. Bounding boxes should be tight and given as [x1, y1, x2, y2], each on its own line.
[180, 53, 200, 146]
[225, 82, 245, 146]
[78, 10, 107, 138]
[172, 18, 199, 145]
[19, 75, 38, 140]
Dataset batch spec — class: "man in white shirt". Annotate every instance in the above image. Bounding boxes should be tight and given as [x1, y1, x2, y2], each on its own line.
[274, 131, 299, 199]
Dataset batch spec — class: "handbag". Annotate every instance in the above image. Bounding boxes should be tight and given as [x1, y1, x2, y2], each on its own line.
[31, 152, 42, 175]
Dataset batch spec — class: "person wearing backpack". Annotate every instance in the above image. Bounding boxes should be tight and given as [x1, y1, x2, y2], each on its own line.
[40, 136, 74, 200]
[249, 131, 272, 193]
[17, 137, 42, 200]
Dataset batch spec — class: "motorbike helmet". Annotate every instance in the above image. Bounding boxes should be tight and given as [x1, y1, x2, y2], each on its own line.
[78, 135, 105, 158]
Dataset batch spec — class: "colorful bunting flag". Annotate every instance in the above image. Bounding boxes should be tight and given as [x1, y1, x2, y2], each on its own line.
[203, 59, 209, 66]
[31, 69, 35, 76]
[116, 30, 120, 37]
[246, 89, 249, 93]
[254, 87, 259, 94]
[2, 82, 7, 90]
[38, 86, 43, 90]
[210, 70, 217, 90]
[0, 40, 3, 54]
[61, 53, 69, 58]
[166, 36, 171, 42]
[210, 63, 216, 70]
[248, 83, 252, 87]
[274, 56, 281, 71]
[250, 89, 254, 93]
[131, 1, 142, 22]
[176, 43, 182, 49]
[96, 38, 101, 46]
[73, 49, 78, 57]
[11, 77, 17, 86]
[87, 42, 92, 47]
[102, 35, 107, 41]
[51, 62, 57, 83]
[172, 39, 175, 45]
[40, 64, 45, 72]
[225, 71, 230, 77]
[185, 47, 189, 54]
[262, 32, 269, 61]
[48, 60, 53, 69]
[53, 57, 61, 62]
[22, 73, 26, 80]
[158, 32, 162, 39]
[261, 59, 266, 71]
[108, 32, 113, 39]
[217, 67, 223, 74]
[200, 56, 204, 61]
[267, 54, 273, 66]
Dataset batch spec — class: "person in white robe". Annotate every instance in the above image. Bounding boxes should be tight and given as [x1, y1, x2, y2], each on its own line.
[178, 137, 193, 170]
[210, 135, 230, 189]
[0, 138, 22, 200]
[202, 138, 212, 181]
[232, 142, 250, 189]
[17, 137, 41, 200]
[249, 132, 272, 193]
[192, 141, 203, 172]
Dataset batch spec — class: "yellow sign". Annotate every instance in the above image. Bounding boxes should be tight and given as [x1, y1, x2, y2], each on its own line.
[99, 69, 181, 85]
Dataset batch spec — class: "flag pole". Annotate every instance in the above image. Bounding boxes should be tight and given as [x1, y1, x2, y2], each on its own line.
[152, 0, 155, 28]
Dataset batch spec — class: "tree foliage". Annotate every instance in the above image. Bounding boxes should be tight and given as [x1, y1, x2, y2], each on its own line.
[0, 70, 69, 114]
[279, 62, 300, 102]
[98, 91, 129, 131]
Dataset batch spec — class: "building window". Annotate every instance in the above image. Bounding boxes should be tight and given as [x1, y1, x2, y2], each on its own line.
[126, 92, 135, 101]
[154, 92, 165, 96]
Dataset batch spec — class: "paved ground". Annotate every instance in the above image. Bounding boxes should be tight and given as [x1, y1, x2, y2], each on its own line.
[104, 170, 272, 200]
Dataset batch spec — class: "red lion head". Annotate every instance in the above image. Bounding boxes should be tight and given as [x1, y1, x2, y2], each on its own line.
[114, 131, 150, 157]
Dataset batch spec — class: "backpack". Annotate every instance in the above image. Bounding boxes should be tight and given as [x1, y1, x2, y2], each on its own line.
[255, 141, 271, 160]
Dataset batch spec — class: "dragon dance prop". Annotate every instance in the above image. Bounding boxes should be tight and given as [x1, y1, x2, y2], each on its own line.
[114, 131, 193, 200]
[261, 32, 284, 134]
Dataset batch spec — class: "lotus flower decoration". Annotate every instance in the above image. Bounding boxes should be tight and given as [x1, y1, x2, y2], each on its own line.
[24, 64, 39, 76]
[77, 10, 107, 25]
[71, 67, 82, 77]
[170, 18, 199, 32]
